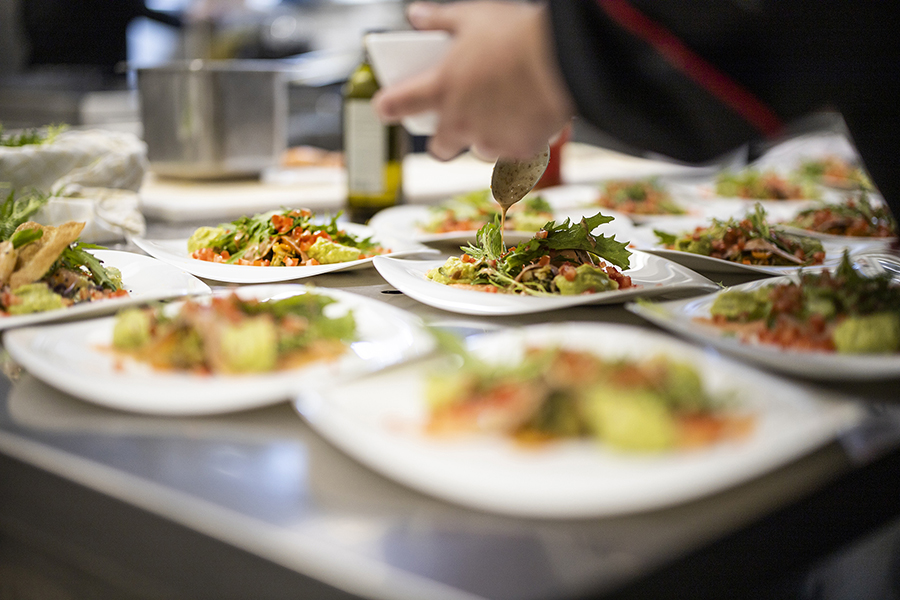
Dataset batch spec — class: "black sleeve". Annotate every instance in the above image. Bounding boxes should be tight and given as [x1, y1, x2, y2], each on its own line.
[547, 0, 900, 217]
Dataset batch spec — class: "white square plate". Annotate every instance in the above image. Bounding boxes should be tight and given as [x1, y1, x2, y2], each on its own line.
[295, 323, 862, 517]
[0, 249, 210, 331]
[373, 251, 719, 316]
[3, 285, 435, 415]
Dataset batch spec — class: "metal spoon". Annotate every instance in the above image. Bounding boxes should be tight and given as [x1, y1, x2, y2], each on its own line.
[491, 145, 550, 247]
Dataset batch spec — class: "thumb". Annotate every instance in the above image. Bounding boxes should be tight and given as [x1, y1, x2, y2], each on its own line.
[407, 1, 463, 32]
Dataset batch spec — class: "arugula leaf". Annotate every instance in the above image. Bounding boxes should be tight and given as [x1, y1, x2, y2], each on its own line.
[9, 227, 43, 249]
[542, 212, 631, 269]
[57, 243, 119, 290]
[0, 189, 50, 241]
[462, 221, 506, 263]
[459, 210, 632, 295]
[654, 229, 678, 246]
[746, 203, 770, 238]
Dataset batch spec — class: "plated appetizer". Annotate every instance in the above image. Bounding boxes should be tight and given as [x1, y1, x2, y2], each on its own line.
[654, 205, 825, 267]
[425, 340, 752, 452]
[426, 212, 633, 295]
[112, 291, 356, 374]
[783, 194, 896, 238]
[187, 208, 389, 266]
[704, 254, 900, 354]
[595, 178, 686, 216]
[420, 189, 554, 234]
[0, 191, 127, 316]
[299, 322, 860, 516]
[794, 155, 873, 191]
[715, 168, 820, 200]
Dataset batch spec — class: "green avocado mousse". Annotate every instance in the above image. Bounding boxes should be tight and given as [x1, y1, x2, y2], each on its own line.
[422, 332, 751, 452]
[6, 283, 66, 315]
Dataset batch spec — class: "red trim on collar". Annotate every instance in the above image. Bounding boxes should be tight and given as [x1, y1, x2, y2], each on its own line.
[596, 0, 783, 136]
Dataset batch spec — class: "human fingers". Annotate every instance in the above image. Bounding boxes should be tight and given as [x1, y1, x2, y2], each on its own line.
[372, 68, 442, 122]
[427, 118, 473, 161]
[406, 1, 467, 32]
[470, 145, 499, 163]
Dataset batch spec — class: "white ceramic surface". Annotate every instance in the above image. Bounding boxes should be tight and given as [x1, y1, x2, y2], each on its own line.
[626, 277, 900, 380]
[365, 30, 452, 136]
[373, 250, 719, 316]
[132, 222, 436, 283]
[295, 322, 862, 518]
[773, 224, 897, 248]
[629, 217, 880, 275]
[0, 249, 210, 331]
[3, 285, 435, 415]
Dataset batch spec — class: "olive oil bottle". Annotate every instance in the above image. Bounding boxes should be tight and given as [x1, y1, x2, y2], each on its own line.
[342, 49, 405, 223]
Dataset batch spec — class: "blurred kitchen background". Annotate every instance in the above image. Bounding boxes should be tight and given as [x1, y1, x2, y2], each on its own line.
[0, 0, 413, 150]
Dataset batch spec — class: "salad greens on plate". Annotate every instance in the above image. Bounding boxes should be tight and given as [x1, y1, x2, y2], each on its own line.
[427, 211, 634, 295]
[112, 291, 357, 374]
[425, 329, 750, 451]
[706, 252, 900, 354]
[421, 188, 554, 233]
[187, 207, 388, 267]
[654, 204, 825, 267]
[0, 189, 126, 316]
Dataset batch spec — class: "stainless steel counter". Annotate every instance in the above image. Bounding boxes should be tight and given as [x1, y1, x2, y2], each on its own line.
[2, 225, 900, 598]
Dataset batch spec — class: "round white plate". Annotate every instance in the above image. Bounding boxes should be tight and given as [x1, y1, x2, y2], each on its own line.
[0, 249, 210, 331]
[626, 274, 900, 380]
[373, 250, 719, 316]
[132, 222, 436, 284]
[295, 322, 862, 518]
[2, 284, 435, 415]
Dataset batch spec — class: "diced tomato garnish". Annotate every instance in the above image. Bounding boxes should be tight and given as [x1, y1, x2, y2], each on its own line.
[271, 214, 294, 234]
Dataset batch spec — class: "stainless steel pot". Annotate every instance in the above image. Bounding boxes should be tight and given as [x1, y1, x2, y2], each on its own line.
[137, 60, 288, 179]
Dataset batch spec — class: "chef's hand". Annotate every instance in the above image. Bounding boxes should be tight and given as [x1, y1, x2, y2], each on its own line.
[372, 1, 575, 161]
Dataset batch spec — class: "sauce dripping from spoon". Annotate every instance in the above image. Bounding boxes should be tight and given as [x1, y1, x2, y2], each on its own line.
[490, 145, 551, 248]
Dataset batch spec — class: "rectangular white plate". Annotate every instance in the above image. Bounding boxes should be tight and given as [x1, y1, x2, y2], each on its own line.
[626, 275, 900, 380]
[629, 216, 882, 275]
[0, 249, 210, 331]
[373, 251, 720, 316]
[132, 221, 436, 284]
[3, 285, 435, 415]
[295, 323, 862, 518]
